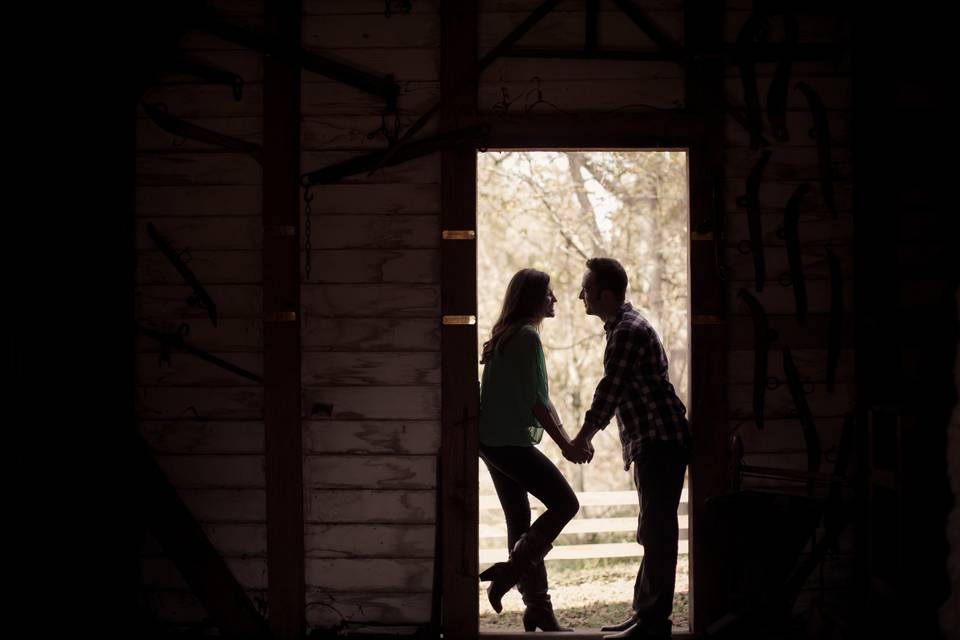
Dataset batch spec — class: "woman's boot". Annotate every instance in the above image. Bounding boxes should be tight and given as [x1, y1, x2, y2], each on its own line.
[479, 529, 552, 614]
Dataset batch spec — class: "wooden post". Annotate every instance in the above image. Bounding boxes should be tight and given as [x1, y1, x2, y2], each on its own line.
[263, 1, 305, 636]
[440, 1, 480, 638]
[685, 0, 729, 633]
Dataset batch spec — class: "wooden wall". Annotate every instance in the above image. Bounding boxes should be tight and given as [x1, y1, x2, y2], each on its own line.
[134, 0, 860, 634]
[298, 0, 443, 632]
[135, 0, 268, 629]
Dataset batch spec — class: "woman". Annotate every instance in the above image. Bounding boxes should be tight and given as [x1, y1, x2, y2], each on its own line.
[478, 268, 590, 632]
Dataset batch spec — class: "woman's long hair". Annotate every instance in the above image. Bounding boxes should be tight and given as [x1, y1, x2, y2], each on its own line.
[481, 268, 551, 364]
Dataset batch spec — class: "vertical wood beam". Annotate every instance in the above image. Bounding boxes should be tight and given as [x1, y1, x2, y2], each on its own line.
[684, 0, 729, 633]
[440, 1, 480, 638]
[263, 1, 305, 637]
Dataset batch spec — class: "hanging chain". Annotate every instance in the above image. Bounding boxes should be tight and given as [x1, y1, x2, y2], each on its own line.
[303, 186, 314, 281]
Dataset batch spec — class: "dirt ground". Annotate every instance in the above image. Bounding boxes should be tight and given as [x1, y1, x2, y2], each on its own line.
[479, 556, 690, 632]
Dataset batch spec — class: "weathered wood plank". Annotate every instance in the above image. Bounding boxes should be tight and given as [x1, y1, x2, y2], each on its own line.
[306, 250, 439, 284]
[484, 58, 678, 82]
[724, 245, 852, 281]
[181, 489, 266, 523]
[725, 280, 854, 315]
[305, 524, 435, 558]
[724, 147, 851, 181]
[302, 284, 440, 317]
[727, 313, 854, 350]
[728, 382, 855, 419]
[300, 48, 439, 82]
[725, 110, 851, 148]
[140, 421, 264, 454]
[480, 0, 680, 10]
[138, 250, 261, 284]
[155, 455, 265, 488]
[731, 417, 847, 455]
[137, 116, 263, 152]
[724, 212, 853, 246]
[136, 152, 261, 186]
[304, 182, 440, 215]
[302, 352, 440, 385]
[137, 353, 263, 386]
[302, 386, 440, 420]
[722, 179, 853, 213]
[146, 47, 450, 87]
[728, 349, 855, 384]
[302, 115, 439, 151]
[304, 455, 436, 489]
[305, 489, 436, 523]
[302, 15, 440, 48]
[304, 0, 440, 13]
[150, 49, 263, 84]
[724, 77, 851, 108]
[303, 317, 439, 351]
[136, 186, 262, 217]
[139, 84, 263, 117]
[305, 559, 433, 591]
[136, 386, 263, 420]
[136, 218, 261, 250]
[301, 152, 441, 183]
[142, 557, 268, 590]
[304, 420, 441, 454]
[136, 284, 261, 318]
[302, 81, 439, 117]
[724, 11, 850, 44]
[479, 10, 683, 50]
[305, 590, 432, 627]
[477, 78, 684, 113]
[136, 319, 262, 353]
[304, 215, 439, 249]
[142, 525, 267, 558]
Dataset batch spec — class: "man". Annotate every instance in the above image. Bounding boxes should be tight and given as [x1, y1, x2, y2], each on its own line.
[572, 257, 692, 639]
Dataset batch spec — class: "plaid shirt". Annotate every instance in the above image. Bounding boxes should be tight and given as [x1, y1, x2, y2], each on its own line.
[584, 302, 691, 470]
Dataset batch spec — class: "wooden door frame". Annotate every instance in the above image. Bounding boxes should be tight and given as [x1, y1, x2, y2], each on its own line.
[440, 114, 729, 637]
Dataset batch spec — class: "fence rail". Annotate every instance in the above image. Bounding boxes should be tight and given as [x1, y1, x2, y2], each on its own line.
[479, 489, 689, 564]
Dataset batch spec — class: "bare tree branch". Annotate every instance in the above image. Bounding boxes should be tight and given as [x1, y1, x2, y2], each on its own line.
[564, 153, 609, 254]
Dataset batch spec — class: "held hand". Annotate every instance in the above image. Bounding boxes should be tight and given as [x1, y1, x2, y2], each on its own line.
[571, 430, 595, 464]
[562, 440, 591, 464]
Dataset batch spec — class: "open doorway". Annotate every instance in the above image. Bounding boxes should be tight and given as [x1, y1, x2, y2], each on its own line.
[476, 150, 691, 633]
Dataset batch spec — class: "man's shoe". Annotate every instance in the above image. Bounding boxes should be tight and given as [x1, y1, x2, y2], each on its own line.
[600, 614, 638, 632]
[603, 621, 672, 639]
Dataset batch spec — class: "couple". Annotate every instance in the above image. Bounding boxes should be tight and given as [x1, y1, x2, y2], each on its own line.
[478, 258, 692, 639]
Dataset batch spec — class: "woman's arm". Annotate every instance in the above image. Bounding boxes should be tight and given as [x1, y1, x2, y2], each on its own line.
[514, 326, 589, 462]
[534, 400, 589, 463]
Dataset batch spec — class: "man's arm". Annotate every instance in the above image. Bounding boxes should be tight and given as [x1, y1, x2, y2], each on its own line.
[571, 424, 599, 462]
[534, 400, 590, 464]
[575, 327, 643, 457]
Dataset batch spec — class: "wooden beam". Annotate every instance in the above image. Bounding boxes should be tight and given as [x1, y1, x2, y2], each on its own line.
[684, 0, 729, 634]
[612, 0, 681, 53]
[139, 434, 267, 636]
[198, 10, 398, 103]
[585, 0, 599, 56]
[502, 43, 845, 63]
[373, 0, 562, 175]
[263, 1, 305, 637]
[483, 113, 705, 149]
[440, 1, 480, 639]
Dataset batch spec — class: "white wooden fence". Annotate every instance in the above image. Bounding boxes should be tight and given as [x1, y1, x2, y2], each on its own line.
[479, 489, 689, 564]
